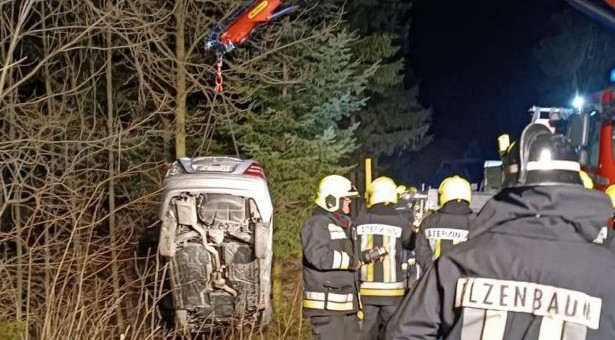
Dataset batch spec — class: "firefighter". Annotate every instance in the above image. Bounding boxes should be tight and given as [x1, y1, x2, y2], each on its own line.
[387, 123, 615, 339]
[606, 185, 615, 209]
[301, 175, 362, 340]
[578, 171, 613, 247]
[598, 185, 615, 245]
[414, 175, 472, 272]
[355, 176, 414, 340]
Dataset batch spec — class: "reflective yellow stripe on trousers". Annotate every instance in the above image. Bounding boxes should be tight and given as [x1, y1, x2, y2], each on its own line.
[359, 281, 405, 297]
[302, 300, 355, 311]
[360, 289, 405, 297]
[302, 291, 355, 311]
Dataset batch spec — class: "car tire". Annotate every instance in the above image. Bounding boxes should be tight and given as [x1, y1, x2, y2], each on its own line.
[254, 222, 269, 259]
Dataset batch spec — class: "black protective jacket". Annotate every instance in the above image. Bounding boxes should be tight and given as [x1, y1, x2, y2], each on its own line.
[415, 201, 473, 272]
[301, 207, 360, 317]
[387, 186, 615, 340]
[354, 204, 415, 305]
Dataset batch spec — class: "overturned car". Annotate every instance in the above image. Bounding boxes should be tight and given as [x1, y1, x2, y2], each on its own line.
[157, 157, 273, 333]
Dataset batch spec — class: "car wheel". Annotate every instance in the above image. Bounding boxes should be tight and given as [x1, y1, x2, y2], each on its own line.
[254, 222, 269, 259]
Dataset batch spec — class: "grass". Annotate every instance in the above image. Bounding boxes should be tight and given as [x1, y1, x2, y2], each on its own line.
[0, 319, 26, 340]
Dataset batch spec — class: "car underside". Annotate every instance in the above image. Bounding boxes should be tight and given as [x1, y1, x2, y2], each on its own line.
[159, 192, 270, 333]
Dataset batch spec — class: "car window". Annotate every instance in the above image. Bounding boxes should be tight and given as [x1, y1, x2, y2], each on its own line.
[198, 194, 246, 225]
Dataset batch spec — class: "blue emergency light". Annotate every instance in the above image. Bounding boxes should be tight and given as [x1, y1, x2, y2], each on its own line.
[610, 68, 615, 83]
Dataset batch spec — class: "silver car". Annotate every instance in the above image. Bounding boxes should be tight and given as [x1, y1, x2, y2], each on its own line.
[157, 157, 273, 333]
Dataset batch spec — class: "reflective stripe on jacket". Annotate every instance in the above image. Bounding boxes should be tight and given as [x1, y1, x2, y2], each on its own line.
[301, 207, 360, 317]
[415, 200, 472, 272]
[355, 204, 414, 305]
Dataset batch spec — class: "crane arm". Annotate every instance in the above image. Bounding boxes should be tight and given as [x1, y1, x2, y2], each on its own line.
[204, 0, 299, 55]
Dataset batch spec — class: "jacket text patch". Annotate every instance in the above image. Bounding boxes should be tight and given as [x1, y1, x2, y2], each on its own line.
[357, 224, 402, 237]
[425, 228, 468, 241]
[455, 277, 602, 329]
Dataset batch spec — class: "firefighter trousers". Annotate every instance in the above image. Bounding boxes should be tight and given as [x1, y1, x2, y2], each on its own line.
[310, 314, 361, 340]
[361, 304, 397, 340]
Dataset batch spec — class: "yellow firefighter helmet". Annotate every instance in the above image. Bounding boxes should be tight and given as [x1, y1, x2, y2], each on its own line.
[605, 185, 615, 209]
[315, 175, 359, 212]
[438, 175, 472, 206]
[367, 176, 398, 207]
[580, 171, 594, 190]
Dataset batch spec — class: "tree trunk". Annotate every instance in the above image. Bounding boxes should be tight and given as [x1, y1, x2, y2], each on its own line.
[162, 115, 173, 162]
[272, 63, 289, 312]
[41, 2, 52, 299]
[0, 0, 34, 100]
[282, 62, 288, 99]
[106, 22, 124, 326]
[8, 107, 23, 321]
[14, 193, 23, 322]
[174, 0, 187, 158]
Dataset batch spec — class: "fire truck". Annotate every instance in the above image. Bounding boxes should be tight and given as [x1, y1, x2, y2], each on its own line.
[518, 104, 612, 190]
[559, 0, 615, 190]
[572, 90, 615, 190]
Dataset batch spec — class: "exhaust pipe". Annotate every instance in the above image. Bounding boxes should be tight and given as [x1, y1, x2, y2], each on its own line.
[192, 223, 238, 297]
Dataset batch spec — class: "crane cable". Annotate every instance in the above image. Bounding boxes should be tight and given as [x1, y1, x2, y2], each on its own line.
[208, 54, 240, 158]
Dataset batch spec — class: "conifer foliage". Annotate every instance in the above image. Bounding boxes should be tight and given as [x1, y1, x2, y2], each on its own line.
[343, 0, 432, 158]
[221, 16, 375, 257]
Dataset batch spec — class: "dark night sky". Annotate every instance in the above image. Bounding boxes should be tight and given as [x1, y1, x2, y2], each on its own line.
[409, 0, 568, 158]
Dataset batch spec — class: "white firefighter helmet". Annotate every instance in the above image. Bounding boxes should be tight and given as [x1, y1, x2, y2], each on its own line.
[438, 175, 472, 206]
[367, 176, 398, 207]
[315, 175, 359, 212]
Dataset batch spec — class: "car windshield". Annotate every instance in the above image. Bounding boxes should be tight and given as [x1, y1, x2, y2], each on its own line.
[198, 194, 246, 225]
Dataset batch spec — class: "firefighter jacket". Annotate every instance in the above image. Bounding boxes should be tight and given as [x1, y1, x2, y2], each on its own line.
[301, 207, 360, 317]
[415, 200, 472, 272]
[386, 186, 615, 340]
[354, 204, 414, 305]
[591, 224, 615, 252]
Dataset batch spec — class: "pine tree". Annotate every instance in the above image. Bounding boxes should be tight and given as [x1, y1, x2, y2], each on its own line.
[342, 0, 432, 163]
[218, 16, 375, 257]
